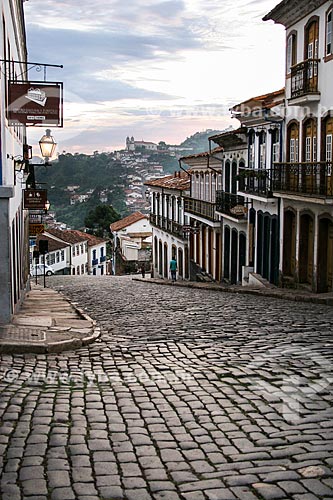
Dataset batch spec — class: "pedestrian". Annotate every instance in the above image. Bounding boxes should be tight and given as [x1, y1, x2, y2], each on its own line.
[140, 264, 145, 278]
[169, 257, 177, 282]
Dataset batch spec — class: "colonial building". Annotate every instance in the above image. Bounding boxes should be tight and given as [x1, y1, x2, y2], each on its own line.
[209, 128, 249, 284]
[126, 136, 158, 152]
[110, 211, 152, 274]
[0, 0, 29, 323]
[43, 228, 89, 276]
[264, 0, 333, 292]
[219, 90, 285, 286]
[145, 172, 190, 280]
[180, 151, 223, 281]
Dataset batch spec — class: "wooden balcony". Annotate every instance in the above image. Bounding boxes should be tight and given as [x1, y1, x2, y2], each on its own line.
[237, 168, 272, 197]
[149, 213, 185, 238]
[290, 59, 320, 102]
[273, 162, 333, 197]
[216, 191, 247, 219]
[183, 197, 218, 222]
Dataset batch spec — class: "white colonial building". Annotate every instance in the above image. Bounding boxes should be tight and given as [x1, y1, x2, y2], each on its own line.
[180, 151, 223, 281]
[0, 0, 29, 323]
[145, 172, 190, 280]
[264, 0, 333, 292]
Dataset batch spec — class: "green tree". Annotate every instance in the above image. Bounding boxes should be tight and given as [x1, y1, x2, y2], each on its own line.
[85, 204, 120, 237]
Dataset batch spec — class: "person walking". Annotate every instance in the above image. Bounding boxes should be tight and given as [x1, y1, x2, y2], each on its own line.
[169, 257, 177, 282]
[140, 264, 145, 278]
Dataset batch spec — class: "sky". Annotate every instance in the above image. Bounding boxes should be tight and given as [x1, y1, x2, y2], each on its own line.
[23, 0, 286, 155]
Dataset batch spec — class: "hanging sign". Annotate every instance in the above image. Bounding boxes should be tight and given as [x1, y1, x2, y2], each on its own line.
[24, 189, 47, 209]
[7, 81, 63, 126]
[29, 223, 45, 236]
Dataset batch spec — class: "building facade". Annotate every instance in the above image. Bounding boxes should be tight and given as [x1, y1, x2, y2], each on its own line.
[265, 0, 333, 292]
[145, 172, 190, 280]
[0, 0, 29, 323]
[181, 152, 223, 281]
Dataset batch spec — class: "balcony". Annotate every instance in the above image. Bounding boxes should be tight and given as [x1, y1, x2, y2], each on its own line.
[216, 191, 247, 219]
[100, 255, 106, 263]
[149, 213, 186, 238]
[273, 162, 333, 198]
[184, 197, 218, 222]
[237, 168, 272, 197]
[290, 59, 320, 103]
[92, 258, 99, 266]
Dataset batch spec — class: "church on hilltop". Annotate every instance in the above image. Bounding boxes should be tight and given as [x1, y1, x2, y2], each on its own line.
[126, 136, 158, 152]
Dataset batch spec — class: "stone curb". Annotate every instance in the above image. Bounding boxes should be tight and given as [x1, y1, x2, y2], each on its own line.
[132, 277, 333, 306]
[0, 291, 101, 354]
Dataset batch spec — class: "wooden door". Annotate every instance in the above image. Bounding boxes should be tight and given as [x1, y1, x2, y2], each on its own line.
[306, 20, 319, 92]
[325, 117, 333, 195]
[303, 119, 317, 193]
[287, 123, 299, 191]
[318, 218, 333, 292]
[299, 214, 314, 285]
[283, 210, 296, 276]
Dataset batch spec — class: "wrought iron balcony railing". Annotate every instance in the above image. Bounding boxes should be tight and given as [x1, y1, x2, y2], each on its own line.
[92, 258, 99, 266]
[273, 162, 333, 197]
[183, 197, 218, 222]
[216, 191, 247, 219]
[290, 59, 320, 99]
[149, 213, 185, 238]
[237, 168, 272, 197]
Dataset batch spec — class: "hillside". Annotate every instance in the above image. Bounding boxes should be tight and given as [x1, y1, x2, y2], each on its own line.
[36, 128, 230, 229]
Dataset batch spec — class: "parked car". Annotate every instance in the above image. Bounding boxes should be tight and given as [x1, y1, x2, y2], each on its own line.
[30, 264, 55, 276]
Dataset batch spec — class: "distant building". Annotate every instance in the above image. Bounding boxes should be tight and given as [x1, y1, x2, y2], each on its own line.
[110, 211, 152, 274]
[126, 136, 158, 152]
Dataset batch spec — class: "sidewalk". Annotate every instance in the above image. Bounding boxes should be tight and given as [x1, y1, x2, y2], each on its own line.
[133, 276, 333, 306]
[0, 283, 100, 354]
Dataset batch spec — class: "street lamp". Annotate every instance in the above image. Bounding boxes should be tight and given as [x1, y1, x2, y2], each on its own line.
[39, 129, 57, 164]
[24, 129, 57, 188]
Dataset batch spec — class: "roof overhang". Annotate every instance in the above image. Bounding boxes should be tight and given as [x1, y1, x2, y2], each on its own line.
[263, 0, 327, 27]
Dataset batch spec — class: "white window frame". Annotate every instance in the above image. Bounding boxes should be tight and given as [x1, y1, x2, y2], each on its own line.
[272, 143, 279, 164]
[305, 136, 312, 162]
[327, 134, 332, 162]
[290, 139, 295, 162]
[327, 10, 332, 55]
[249, 144, 254, 169]
[259, 143, 266, 169]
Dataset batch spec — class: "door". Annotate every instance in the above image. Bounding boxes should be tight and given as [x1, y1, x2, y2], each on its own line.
[283, 210, 296, 277]
[231, 229, 238, 284]
[303, 118, 317, 193]
[306, 20, 319, 92]
[287, 122, 300, 191]
[299, 213, 314, 285]
[324, 117, 333, 195]
[318, 218, 333, 292]
[223, 226, 230, 280]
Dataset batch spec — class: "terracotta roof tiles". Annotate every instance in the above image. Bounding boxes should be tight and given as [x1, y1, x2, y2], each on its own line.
[144, 172, 190, 191]
[110, 211, 148, 232]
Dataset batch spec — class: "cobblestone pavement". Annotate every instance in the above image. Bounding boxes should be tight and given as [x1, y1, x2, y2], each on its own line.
[0, 276, 333, 500]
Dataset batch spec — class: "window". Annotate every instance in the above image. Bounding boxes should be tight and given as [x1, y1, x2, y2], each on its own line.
[80, 243, 84, 254]
[313, 136, 317, 162]
[259, 143, 266, 169]
[305, 136, 311, 162]
[93, 249, 97, 260]
[287, 33, 297, 74]
[327, 10, 332, 55]
[76, 245, 79, 256]
[100, 247, 104, 257]
[50, 254, 55, 265]
[327, 135, 332, 161]
[77, 266, 80, 275]
[72, 246, 75, 256]
[56, 252, 60, 263]
[81, 264, 84, 274]
[290, 139, 295, 162]
[61, 250, 65, 261]
[273, 143, 279, 163]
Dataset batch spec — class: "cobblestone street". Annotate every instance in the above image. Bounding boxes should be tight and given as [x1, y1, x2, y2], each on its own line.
[1, 276, 333, 500]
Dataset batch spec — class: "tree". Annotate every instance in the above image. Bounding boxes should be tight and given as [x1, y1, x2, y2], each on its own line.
[85, 204, 120, 237]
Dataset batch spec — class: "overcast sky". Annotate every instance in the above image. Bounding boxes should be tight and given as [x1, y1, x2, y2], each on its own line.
[24, 0, 285, 155]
